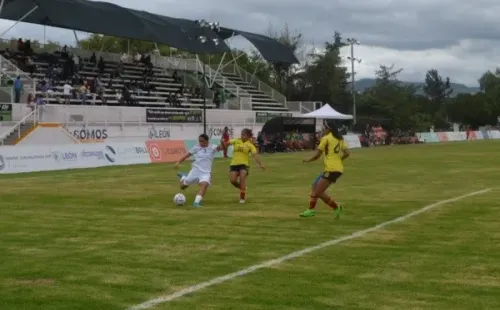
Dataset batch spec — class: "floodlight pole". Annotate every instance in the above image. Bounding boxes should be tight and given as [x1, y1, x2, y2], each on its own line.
[346, 38, 361, 125]
[0, 0, 5, 15]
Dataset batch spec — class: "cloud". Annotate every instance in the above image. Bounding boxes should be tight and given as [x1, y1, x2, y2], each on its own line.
[0, 0, 499, 86]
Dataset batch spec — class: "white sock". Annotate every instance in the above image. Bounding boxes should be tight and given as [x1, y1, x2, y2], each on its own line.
[195, 195, 203, 204]
[180, 176, 186, 182]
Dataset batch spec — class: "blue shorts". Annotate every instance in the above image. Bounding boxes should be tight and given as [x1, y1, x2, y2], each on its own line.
[311, 171, 342, 188]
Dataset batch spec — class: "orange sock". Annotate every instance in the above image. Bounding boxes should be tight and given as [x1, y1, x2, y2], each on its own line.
[309, 196, 318, 209]
[326, 197, 338, 210]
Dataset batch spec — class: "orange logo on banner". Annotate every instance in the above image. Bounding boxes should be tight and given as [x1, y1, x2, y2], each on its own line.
[145, 140, 187, 163]
[437, 132, 448, 142]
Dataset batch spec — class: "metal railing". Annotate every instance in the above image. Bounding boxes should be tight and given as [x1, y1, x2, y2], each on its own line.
[0, 55, 36, 103]
[213, 63, 287, 108]
[287, 101, 318, 113]
[0, 107, 37, 145]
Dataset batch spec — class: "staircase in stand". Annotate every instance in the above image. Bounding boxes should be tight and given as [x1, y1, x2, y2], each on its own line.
[1, 121, 35, 145]
[211, 63, 288, 111]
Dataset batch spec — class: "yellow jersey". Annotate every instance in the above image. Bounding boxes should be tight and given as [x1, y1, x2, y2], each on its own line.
[317, 133, 348, 172]
[229, 138, 257, 166]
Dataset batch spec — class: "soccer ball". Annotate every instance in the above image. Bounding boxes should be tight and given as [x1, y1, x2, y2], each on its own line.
[173, 193, 186, 206]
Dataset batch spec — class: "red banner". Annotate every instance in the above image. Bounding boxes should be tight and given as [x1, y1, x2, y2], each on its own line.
[145, 140, 187, 163]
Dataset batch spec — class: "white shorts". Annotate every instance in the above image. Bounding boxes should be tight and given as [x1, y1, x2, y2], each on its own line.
[182, 169, 211, 185]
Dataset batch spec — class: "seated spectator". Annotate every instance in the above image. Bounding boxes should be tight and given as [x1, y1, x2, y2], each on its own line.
[62, 82, 73, 104]
[39, 80, 50, 97]
[78, 84, 88, 105]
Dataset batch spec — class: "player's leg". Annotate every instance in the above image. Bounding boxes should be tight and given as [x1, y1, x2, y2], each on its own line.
[180, 170, 198, 190]
[193, 174, 211, 207]
[317, 172, 343, 218]
[300, 173, 330, 218]
[238, 169, 248, 203]
[229, 167, 240, 189]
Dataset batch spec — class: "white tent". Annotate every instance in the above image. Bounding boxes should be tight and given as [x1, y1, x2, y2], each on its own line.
[302, 104, 353, 120]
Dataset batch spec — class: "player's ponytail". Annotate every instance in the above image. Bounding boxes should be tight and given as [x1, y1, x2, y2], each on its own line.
[323, 120, 344, 140]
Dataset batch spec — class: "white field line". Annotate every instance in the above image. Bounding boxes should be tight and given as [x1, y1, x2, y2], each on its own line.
[128, 188, 492, 310]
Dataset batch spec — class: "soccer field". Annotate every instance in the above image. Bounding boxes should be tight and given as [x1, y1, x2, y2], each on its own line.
[1, 141, 500, 310]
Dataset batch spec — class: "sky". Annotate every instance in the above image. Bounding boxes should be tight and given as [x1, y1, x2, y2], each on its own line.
[1, 0, 500, 86]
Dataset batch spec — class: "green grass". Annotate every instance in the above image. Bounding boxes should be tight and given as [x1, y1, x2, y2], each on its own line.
[1, 141, 500, 310]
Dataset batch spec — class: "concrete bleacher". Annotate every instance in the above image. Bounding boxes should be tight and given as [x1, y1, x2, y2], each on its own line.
[3, 50, 216, 109]
[218, 71, 288, 112]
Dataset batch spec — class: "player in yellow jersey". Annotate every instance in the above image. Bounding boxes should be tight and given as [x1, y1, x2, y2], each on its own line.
[224, 128, 265, 203]
[300, 120, 350, 218]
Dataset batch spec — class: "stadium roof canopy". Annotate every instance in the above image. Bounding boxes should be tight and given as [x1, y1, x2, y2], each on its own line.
[0, 0, 299, 64]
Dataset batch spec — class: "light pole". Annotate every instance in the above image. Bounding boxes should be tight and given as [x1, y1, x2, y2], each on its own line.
[346, 38, 361, 125]
[195, 19, 221, 135]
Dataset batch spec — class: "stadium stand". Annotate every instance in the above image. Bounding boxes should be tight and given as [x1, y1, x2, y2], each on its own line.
[1, 45, 217, 109]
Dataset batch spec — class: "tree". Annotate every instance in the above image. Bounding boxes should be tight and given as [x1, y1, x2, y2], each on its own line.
[265, 23, 303, 96]
[423, 69, 452, 108]
[288, 32, 350, 112]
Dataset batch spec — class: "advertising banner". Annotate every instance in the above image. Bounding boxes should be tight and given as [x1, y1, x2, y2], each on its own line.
[487, 130, 500, 139]
[0, 103, 12, 121]
[0, 142, 151, 174]
[145, 140, 188, 163]
[474, 131, 483, 139]
[146, 109, 202, 123]
[445, 131, 466, 141]
[255, 111, 292, 123]
[417, 132, 439, 143]
[436, 132, 448, 142]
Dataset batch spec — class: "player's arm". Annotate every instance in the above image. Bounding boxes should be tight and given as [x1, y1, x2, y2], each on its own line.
[174, 151, 192, 168]
[303, 137, 326, 163]
[250, 145, 265, 170]
[341, 140, 350, 160]
[222, 138, 235, 147]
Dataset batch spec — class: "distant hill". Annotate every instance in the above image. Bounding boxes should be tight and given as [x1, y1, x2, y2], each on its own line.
[354, 78, 480, 97]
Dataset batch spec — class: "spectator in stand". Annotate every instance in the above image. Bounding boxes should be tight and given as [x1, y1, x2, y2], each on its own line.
[26, 56, 35, 77]
[90, 52, 96, 66]
[61, 45, 69, 59]
[78, 84, 88, 105]
[122, 84, 133, 105]
[98, 56, 105, 75]
[17, 38, 24, 53]
[39, 80, 50, 97]
[62, 81, 72, 104]
[172, 70, 180, 83]
[13, 76, 23, 103]
[72, 54, 79, 73]
[133, 52, 141, 64]
[120, 53, 128, 62]
[24, 40, 32, 56]
[26, 92, 35, 110]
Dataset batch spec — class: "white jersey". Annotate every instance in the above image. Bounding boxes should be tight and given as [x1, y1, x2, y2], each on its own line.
[189, 144, 219, 173]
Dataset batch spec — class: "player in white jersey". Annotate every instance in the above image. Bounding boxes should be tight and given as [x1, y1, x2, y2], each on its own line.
[174, 134, 223, 207]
